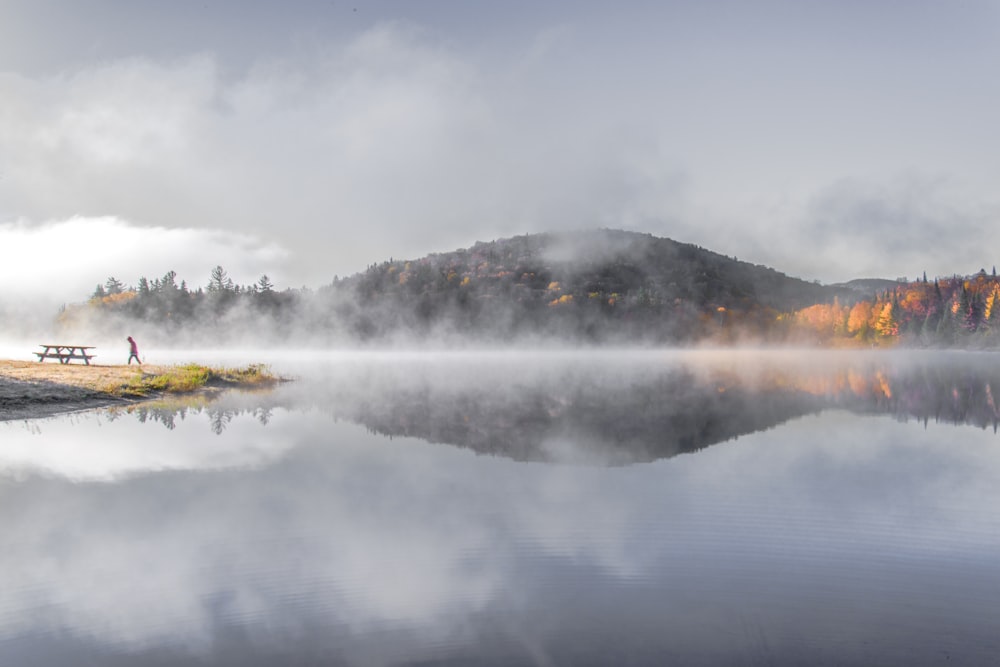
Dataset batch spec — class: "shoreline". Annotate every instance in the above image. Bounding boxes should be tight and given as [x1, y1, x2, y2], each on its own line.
[0, 360, 280, 422]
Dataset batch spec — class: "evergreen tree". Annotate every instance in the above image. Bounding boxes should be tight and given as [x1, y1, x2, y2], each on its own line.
[208, 265, 234, 292]
[104, 276, 126, 295]
[160, 270, 179, 293]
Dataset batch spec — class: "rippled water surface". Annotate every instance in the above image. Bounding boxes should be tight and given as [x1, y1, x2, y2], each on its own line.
[2, 350, 1000, 665]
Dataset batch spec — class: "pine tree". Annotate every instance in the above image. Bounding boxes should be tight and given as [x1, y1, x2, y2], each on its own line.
[160, 270, 178, 292]
[208, 266, 234, 292]
[104, 276, 125, 295]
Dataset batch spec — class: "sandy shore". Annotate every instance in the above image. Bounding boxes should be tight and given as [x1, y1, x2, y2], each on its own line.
[0, 360, 160, 421]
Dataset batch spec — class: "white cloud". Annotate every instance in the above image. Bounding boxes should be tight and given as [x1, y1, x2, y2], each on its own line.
[0, 24, 695, 287]
[0, 216, 288, 304]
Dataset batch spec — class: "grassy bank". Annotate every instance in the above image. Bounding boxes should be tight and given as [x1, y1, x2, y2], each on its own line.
[0, 360, 283, 398]
[108, 363, 280, 397]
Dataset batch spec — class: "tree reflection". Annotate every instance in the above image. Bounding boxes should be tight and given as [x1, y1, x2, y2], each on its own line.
[106, 396, 273, 435]
[109, 355, 1000, 460]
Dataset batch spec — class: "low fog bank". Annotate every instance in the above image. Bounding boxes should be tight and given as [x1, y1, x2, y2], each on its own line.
[0, 298, 66, 345]
[55, 348, 1000, 467]
[274, 349, 1000, 461]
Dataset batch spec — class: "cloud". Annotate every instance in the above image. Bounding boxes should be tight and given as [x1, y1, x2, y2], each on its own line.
[0, 216, 288, 305]
[0, 23, 697, 287]
[790, 177, 1000, 281]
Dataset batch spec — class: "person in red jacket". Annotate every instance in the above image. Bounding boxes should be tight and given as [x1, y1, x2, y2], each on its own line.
[127, 336, 141, 365]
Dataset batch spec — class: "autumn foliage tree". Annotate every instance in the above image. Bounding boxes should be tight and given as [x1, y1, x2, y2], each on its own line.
[790, 270, 1000, 347]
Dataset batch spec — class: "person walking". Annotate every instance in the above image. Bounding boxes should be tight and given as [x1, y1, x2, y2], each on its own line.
[127, 336, 141, 365]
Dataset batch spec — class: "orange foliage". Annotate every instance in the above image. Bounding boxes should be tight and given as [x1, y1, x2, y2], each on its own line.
[847, 302, 873, 335]
[548, 294, 573, 306]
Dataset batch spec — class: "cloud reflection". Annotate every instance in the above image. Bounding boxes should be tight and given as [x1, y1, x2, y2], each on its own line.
[1, 352, 999, 664]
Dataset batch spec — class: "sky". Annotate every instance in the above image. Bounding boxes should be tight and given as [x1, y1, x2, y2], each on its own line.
[2, 0, 1000, 309]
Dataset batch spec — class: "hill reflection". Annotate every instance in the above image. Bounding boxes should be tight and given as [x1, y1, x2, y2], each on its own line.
[114, 353, 1000, 463]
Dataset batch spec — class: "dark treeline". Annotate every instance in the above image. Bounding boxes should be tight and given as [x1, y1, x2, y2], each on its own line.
[60, 265, 308, 344]
[56, 230, 1000, 347]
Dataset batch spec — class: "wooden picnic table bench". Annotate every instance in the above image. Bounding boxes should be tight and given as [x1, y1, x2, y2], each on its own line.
[35, 344, 97, 365]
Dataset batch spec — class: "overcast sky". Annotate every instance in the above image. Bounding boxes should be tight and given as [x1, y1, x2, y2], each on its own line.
[2, 0, 1000, 305]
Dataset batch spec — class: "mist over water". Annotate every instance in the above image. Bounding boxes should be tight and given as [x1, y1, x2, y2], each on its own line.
[2, 349, 1000, 665]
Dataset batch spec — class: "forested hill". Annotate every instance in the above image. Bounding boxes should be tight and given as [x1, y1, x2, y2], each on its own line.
[321, 229, 845, 342]
[61, 229, 1000, 347]
[343, 230, 836, 310]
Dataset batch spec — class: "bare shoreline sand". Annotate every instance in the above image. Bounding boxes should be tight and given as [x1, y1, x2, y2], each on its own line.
[0, 360, 165, 421]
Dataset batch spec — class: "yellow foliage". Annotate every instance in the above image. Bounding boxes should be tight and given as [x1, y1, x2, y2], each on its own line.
[547, 282, 561, 291]
[874, 302, 897, 336]
[93, 291, 138, 307]
[461, 276, 471, 286]
[986, 286, 1000, 321]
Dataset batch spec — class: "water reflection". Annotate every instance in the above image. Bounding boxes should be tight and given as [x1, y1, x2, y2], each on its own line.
[80, 351, 1000, 465]
[106, 395, 274, 433]
[1, 352, 1000, 665]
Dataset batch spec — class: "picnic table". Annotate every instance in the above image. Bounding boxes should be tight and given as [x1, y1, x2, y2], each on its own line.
[35, 344, 96, 365]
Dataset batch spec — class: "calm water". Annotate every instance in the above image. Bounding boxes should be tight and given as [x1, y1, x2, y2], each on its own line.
[2, 350, 1000, 666]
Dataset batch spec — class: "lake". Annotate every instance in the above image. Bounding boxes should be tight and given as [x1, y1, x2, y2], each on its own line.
[2, 349, 999, 666]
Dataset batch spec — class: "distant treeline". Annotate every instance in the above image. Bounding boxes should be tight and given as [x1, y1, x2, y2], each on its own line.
[787, 270, 1000, 347]
[57, 230, 1000, 348]
[59, 266, 307, 344]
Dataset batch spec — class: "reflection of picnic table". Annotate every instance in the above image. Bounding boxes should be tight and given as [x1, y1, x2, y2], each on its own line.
[35, 345, 96, 365]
